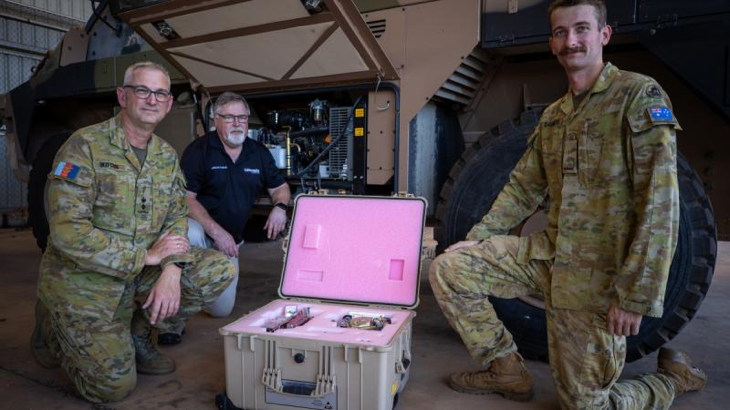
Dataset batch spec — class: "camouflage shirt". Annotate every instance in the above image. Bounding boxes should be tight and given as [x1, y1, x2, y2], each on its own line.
[38, 114, 192, 320]
[466, 63, 680, 318]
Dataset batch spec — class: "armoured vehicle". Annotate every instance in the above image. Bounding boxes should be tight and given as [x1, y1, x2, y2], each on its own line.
[2, 0, 726, 364]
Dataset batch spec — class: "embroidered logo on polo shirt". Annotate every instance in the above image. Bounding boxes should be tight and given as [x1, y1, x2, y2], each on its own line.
[243, 168, 260, 175]
[211, 165, 228, 170]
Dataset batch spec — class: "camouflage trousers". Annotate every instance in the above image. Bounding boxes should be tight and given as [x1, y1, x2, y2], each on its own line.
[41, 246, 235, 403]
[158, 218, 242, 335]
[429, 235, 676, 409]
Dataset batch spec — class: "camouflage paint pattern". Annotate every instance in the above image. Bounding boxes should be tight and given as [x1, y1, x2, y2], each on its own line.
[465, 63, 680, 318]
[430, 235, 675, 408]
[37, 114, 236, 403]
[431, 63, 680, 408]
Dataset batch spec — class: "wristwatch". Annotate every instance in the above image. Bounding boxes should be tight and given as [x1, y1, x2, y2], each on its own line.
[274, 202, 289, 212]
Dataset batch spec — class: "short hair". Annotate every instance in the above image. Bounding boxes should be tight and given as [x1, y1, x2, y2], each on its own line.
[548, 0, 607, 28]
[214, 91, 250, 113]
[122, 61, 170, 87]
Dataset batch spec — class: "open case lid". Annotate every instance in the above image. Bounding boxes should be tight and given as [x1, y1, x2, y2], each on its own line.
[116, 0, 398, 94]
[280, 195, 427, 309]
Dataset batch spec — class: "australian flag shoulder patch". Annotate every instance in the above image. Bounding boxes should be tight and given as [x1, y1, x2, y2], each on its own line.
[648, 106, 673, 122]
[54, 161, 81, 180]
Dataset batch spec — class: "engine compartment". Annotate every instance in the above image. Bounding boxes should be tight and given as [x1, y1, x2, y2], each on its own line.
[235, 89, 384, 195]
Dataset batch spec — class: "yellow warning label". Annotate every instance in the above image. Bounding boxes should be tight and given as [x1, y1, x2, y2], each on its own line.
[391, 381, 398, 395]
[355, 108, 365, 117]
[355, 127, 364, 137]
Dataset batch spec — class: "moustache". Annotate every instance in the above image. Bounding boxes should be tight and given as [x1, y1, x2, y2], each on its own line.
[560, 46, 587, 56]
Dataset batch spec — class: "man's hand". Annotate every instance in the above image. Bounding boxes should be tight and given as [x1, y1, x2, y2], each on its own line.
[145, 232, 190, 265]
[143, 265, 181, 325]
[211, 228, 238, 258]
[607, 305, 642, 336]
[264, 206, 287, 240]
[444, 240, 481, 253]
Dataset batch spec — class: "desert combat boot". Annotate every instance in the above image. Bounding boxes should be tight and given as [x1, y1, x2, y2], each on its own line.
[657, 347, 707, 395]
[448, 351, 534, 402]
[131, 312, 176, 375]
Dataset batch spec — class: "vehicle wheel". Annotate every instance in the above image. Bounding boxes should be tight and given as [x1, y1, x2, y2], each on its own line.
[433, 110, 717, 362]
[28, 132, 72, 251]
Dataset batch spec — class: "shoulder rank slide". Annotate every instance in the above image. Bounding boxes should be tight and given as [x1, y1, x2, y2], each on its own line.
[54, 161, 80, 180]
[648, 106, 673, 122]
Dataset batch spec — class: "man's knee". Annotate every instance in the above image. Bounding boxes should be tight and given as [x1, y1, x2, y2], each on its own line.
[187, 218, 207, 248]
[429, 252, 463, 291]
[205, 273, 238, 318]
[74, 363, 137, 403]
[191, 248, 237, 296]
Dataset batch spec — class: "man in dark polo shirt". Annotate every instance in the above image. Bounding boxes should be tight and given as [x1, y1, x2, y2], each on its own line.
[158, 91, 291, 344]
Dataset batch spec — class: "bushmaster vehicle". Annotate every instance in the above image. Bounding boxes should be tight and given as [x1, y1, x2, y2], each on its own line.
[3, 0, 727, 364]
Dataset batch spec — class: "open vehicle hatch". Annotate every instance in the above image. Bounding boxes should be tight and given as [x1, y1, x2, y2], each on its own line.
[117, 0, 398, 93]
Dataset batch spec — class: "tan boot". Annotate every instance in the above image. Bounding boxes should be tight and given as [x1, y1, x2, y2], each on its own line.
[448, 352, 534, 402]
[131, 311, 175, 375]
[657, 348, 707, 395]
[30, 300, 59, 368]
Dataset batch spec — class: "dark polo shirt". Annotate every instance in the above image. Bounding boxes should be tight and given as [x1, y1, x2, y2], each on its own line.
[181, 131, 285, 243]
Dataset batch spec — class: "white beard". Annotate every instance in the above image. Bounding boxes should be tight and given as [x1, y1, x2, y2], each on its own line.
[225, 131, 245, 146]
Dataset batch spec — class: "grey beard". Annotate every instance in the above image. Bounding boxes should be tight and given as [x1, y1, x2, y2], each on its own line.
[226, 131, 245, 146]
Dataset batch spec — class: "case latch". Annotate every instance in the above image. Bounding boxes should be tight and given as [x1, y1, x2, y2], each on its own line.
[313, 346, 337, 397]
[262, 339, 283, 392]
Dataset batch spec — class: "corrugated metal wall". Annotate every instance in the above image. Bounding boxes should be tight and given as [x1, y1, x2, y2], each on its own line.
[4, 0, 93, 21]
[0, 0, 91, 218]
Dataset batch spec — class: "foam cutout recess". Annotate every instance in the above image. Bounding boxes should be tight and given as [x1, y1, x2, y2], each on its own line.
[222, 299, 413, 347]
[280, 196, 425, 307]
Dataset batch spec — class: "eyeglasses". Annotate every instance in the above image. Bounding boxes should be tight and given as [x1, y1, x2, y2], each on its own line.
[217, 113, 249, 124]
[123, 85, 172, 102]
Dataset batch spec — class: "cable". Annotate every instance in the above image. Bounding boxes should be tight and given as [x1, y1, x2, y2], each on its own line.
[373, 74, 390, 111]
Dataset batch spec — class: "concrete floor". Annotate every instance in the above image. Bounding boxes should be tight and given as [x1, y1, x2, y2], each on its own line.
[1, 227, 728, 410]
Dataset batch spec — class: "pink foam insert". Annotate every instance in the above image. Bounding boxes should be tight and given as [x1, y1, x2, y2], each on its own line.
[222, 299, 414, 347]
[281, 196, 425, 307]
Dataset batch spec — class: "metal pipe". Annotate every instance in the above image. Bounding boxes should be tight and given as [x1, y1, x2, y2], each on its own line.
[283, 126, 292, 176]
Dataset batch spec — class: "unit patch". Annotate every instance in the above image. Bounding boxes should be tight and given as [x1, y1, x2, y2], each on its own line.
[54, 161, 81, 180]
[646, 85, 662, 98]
[648, 106, 673, 122]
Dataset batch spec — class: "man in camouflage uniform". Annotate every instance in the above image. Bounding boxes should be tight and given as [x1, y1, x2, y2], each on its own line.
[30, 61, 236, 403]
[430, 1, 707, 408]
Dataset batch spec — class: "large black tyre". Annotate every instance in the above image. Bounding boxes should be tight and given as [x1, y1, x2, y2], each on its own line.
[433, 110, 717, 363]
[28, 132, 72, 251]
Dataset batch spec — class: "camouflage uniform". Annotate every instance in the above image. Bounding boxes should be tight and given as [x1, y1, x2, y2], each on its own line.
[430, 63, 680, 409]
[37, 114, 236, 403]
